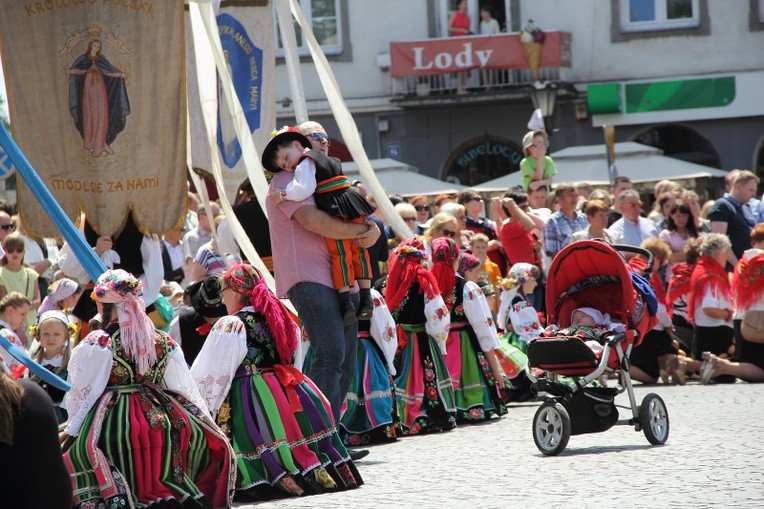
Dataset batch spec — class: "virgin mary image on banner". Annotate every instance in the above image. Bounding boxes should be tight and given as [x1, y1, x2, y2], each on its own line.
[66, 34, 130, 158]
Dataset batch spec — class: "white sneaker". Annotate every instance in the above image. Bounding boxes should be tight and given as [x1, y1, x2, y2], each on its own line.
[699, 352, 718, 385]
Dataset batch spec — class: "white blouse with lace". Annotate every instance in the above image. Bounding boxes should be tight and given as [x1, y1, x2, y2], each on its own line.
[63, 330, 209, 436]
[424, 294, 450, 355]
[190, 305, 302, 419]
[461, 280, 501, 352]
[368, 289, 398, 376]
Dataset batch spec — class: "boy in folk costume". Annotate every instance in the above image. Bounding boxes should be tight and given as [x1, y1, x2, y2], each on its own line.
[264, 126, 376, 326]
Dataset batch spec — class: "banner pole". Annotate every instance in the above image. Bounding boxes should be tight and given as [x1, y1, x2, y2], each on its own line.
[0, 124, 106, 281]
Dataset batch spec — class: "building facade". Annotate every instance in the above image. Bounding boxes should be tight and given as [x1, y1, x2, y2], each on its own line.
[274, 0, 764, 195]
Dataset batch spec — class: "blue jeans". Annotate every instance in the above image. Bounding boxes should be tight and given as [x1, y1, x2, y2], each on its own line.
[288, 282, 359, 423]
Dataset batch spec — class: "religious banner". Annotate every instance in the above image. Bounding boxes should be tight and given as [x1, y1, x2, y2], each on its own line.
[390, 32, 572, 78]
[186, 0, 275, 202]
[0, 0, 186, 238]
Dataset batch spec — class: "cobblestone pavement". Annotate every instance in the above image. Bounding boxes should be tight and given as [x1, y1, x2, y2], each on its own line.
[235, 382, 764, 509]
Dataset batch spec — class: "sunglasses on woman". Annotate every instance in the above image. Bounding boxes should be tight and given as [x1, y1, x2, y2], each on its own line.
[442, 229, 456, 238]
[309, 132, 330, 145]
[414, 205, 430, 212]
[0, 224, 15, 231]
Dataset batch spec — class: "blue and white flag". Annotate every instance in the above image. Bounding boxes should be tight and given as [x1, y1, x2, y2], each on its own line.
[186, 3, 275, 201]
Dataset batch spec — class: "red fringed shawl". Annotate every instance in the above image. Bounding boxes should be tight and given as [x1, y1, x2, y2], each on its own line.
[688, 256, 731, 324]
[430, 260, 456, 310]
[385, 256, 440, 314]
[666, 262, 694, 314]
[650, 270, 667, 310]
[732, 251, 764, 312]
[250, 283, 297, 364]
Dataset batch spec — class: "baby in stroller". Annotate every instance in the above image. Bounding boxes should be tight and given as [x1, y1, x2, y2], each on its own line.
[542, 307, 626, 356]
[527, 240, 669, 456]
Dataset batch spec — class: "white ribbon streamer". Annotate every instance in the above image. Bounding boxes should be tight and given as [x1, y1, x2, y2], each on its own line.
[285, 0, 413, 240]
[189, 2, 293, 313]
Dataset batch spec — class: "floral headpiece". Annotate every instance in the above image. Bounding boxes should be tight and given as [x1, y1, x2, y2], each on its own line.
[432, 237, 459, 263]
[270, 125, 295, 138]
[498, 262, 536, 291]
[395, 238, 428, 261]
[92, 269, 143, 300]
[458, 253, 480, 275]
[29, 310, 77, 339]
[92, 269, 156, 375]
[223, 263, 263, 295]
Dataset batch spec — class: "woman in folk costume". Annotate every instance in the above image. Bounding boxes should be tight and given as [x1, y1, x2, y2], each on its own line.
[191, 263, 362, 501]
[61, 269, 234, 509]
[340, 287, 399, 446]
[666, 237, 703, 356]
[688, 234, 735, 384]
[493, 262, 542, 402]
[383, 238, 456, 435]
[627, 241, 686, 385]
[497, 263, 543, 355]
[700, 225, 764, 383]
[431, 238, 507, 422]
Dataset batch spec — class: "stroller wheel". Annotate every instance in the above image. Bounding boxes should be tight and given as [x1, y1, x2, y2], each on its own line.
[639, 393, 669, 445]
[532, 401, 571, 456]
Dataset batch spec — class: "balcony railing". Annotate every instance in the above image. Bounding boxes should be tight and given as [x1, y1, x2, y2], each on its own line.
[389, 31, 571, 97]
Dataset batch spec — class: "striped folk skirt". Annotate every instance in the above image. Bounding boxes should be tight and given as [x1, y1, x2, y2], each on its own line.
[340, 332, 398, 446]
[218, 364, 363, 501]
[393, 324, 456, 436]
[61, 384, 234, 509]
[445, 323, 507, 422]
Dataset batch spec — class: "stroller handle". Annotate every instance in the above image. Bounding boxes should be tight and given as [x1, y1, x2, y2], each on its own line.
[609, 244, 654, 280]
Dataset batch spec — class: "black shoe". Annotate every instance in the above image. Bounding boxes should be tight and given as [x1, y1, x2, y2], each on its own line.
[356, 295, 374, 321]
[342, 300, 358, 326]
[348, 449, 369, 461]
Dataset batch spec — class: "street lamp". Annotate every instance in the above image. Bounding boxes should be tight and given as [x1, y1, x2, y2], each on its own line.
[529, 82, 559, 134]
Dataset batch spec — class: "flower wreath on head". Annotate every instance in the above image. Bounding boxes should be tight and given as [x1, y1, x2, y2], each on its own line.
[28, 310, 77, 339]
[431, 237, 459, 263]
[497, 277, 519, 292]
[91, 269, 143, 300]
[498, 262, 536, 291]
[396, 243, 428, 261]
[271, 125, 295, 138]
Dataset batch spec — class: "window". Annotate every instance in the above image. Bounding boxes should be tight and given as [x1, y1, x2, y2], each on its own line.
[275, 0, 342, 57]
[619, 0, 699, 32]
[759, 0, 764, 23]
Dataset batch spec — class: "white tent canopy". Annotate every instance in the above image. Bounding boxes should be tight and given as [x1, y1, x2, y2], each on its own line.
[473, 142, 728, 192]
[342, 158, 465, 197]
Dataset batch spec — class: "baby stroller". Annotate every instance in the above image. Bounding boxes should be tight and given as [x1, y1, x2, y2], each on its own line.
[526, 240, 669, 455]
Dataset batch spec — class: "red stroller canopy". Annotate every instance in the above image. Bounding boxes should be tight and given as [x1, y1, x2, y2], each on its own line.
[546, 240, 644, 331]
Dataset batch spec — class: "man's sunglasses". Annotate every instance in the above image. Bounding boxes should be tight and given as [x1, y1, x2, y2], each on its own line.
[0, 224, 15, 231]
[309, 132, 330, 145]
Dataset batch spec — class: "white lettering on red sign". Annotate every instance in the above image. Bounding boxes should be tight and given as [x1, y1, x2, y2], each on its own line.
[413, 43, 494, 71]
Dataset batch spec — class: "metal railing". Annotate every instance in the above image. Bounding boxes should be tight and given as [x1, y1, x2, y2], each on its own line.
[392, 67, 562, 97]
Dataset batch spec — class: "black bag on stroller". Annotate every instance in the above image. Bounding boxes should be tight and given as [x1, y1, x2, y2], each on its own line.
[563, 387, 619, 435]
